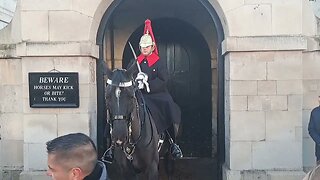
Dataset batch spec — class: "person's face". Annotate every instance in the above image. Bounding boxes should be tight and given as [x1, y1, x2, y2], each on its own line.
[140, 45, 154, 56]
[47, 154, 82, 180]
[318, 96, 320, 105]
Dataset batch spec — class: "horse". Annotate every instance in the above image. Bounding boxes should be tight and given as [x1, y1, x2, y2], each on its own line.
[104, 66, 160, 180]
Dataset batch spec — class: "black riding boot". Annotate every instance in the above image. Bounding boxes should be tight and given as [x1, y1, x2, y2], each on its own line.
[170, 143, 183, 159]
[166, 131, 183, 159]
[102, 146, 114, 164]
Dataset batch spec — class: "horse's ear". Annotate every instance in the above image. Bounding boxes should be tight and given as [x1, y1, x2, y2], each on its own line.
[127, 60, 138, 77]
[103, 61, 113, 78]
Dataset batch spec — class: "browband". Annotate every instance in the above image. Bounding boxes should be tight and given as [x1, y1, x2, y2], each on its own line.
[107, 79, 133, 87]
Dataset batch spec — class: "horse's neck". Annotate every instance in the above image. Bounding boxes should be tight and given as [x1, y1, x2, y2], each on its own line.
[130, 102, 142, 140]
[130, 100, 154, 143]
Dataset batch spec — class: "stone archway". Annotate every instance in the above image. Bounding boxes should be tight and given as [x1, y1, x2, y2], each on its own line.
[95, 0, 225, 178]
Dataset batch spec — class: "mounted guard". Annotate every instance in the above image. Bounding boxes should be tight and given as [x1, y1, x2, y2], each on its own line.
[103, 19, 183, 165]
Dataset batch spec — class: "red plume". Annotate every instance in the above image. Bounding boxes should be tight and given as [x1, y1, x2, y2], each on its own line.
[143, 19, 158, 55]
[137, 19, 160, 67]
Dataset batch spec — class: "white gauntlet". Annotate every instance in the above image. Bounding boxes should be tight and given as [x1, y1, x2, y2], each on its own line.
[135, 72, 148, 82]
[135, 72, 150, 92]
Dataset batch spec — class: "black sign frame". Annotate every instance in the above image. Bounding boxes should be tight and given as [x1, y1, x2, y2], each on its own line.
[29, 72, 79, 108]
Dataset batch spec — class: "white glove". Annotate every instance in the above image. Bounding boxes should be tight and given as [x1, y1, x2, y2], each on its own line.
[137, 80, 144, 89]
[135, 72, 148, 82]
[135, 72, 150, 92]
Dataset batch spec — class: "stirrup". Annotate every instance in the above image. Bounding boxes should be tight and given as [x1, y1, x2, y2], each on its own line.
[170, 143, 183, 159]
[101, 147, 114, 164]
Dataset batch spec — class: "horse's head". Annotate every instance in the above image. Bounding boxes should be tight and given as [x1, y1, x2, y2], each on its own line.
[104, 64, 137, 146]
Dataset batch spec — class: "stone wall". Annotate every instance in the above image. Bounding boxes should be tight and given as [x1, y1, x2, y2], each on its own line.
[223, 36, 306, 179]
[302, 49, 320, 169]
[0, 0, 319, 179]
[218, 0, 318, 179]
[0, 0, 100, 178]
[0, 56, 23, 179]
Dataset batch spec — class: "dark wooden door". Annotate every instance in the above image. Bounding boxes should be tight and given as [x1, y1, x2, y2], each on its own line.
[158, 40, 211, 157]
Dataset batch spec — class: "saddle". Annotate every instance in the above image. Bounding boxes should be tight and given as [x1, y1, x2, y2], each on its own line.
[135, 91, 183, 159]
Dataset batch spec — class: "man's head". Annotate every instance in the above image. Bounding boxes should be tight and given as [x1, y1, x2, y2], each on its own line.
[46, 133, 97, 180]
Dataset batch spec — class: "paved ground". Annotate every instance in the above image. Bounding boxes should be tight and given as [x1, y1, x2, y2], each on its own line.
[107, 157, 218, 180]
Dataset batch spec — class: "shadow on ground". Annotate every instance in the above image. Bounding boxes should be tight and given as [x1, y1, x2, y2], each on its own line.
[107, 158, 218, 180]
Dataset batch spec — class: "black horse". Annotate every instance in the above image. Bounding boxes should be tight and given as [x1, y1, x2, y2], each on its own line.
[104, 66, 160, 180]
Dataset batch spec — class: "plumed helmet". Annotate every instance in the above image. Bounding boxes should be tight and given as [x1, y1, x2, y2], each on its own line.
[139, 33, 154, 48]
[139, 19, 159, 55]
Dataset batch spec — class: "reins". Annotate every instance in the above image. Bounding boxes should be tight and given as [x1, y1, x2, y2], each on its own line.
[135, 89, 155, 147]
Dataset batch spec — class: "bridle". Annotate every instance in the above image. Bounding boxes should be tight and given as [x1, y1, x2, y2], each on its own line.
[105, 77, 153, 161]
[106, 79, 134, 121]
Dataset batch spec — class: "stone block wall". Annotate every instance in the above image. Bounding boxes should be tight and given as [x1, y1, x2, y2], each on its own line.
[226, 51, 303, 170]
[302, 50, 320, 169]
[20, 55, 97, 172]
[223, 36, 306, 179]
[219, 0, 316, 36]
[0, 1, 100, 173]
[0, 57, 23, 179]
[19, 0, 102, 42]
[0, 50, 98, 179]
[1, 0, 320, 179]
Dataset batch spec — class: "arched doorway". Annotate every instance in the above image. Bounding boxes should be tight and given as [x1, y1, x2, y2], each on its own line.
[96, 0, 225, 179]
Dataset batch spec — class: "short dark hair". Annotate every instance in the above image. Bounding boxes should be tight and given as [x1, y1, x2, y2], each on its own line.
[46, 133, 96, 153]
[46, 133, 97, 174]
